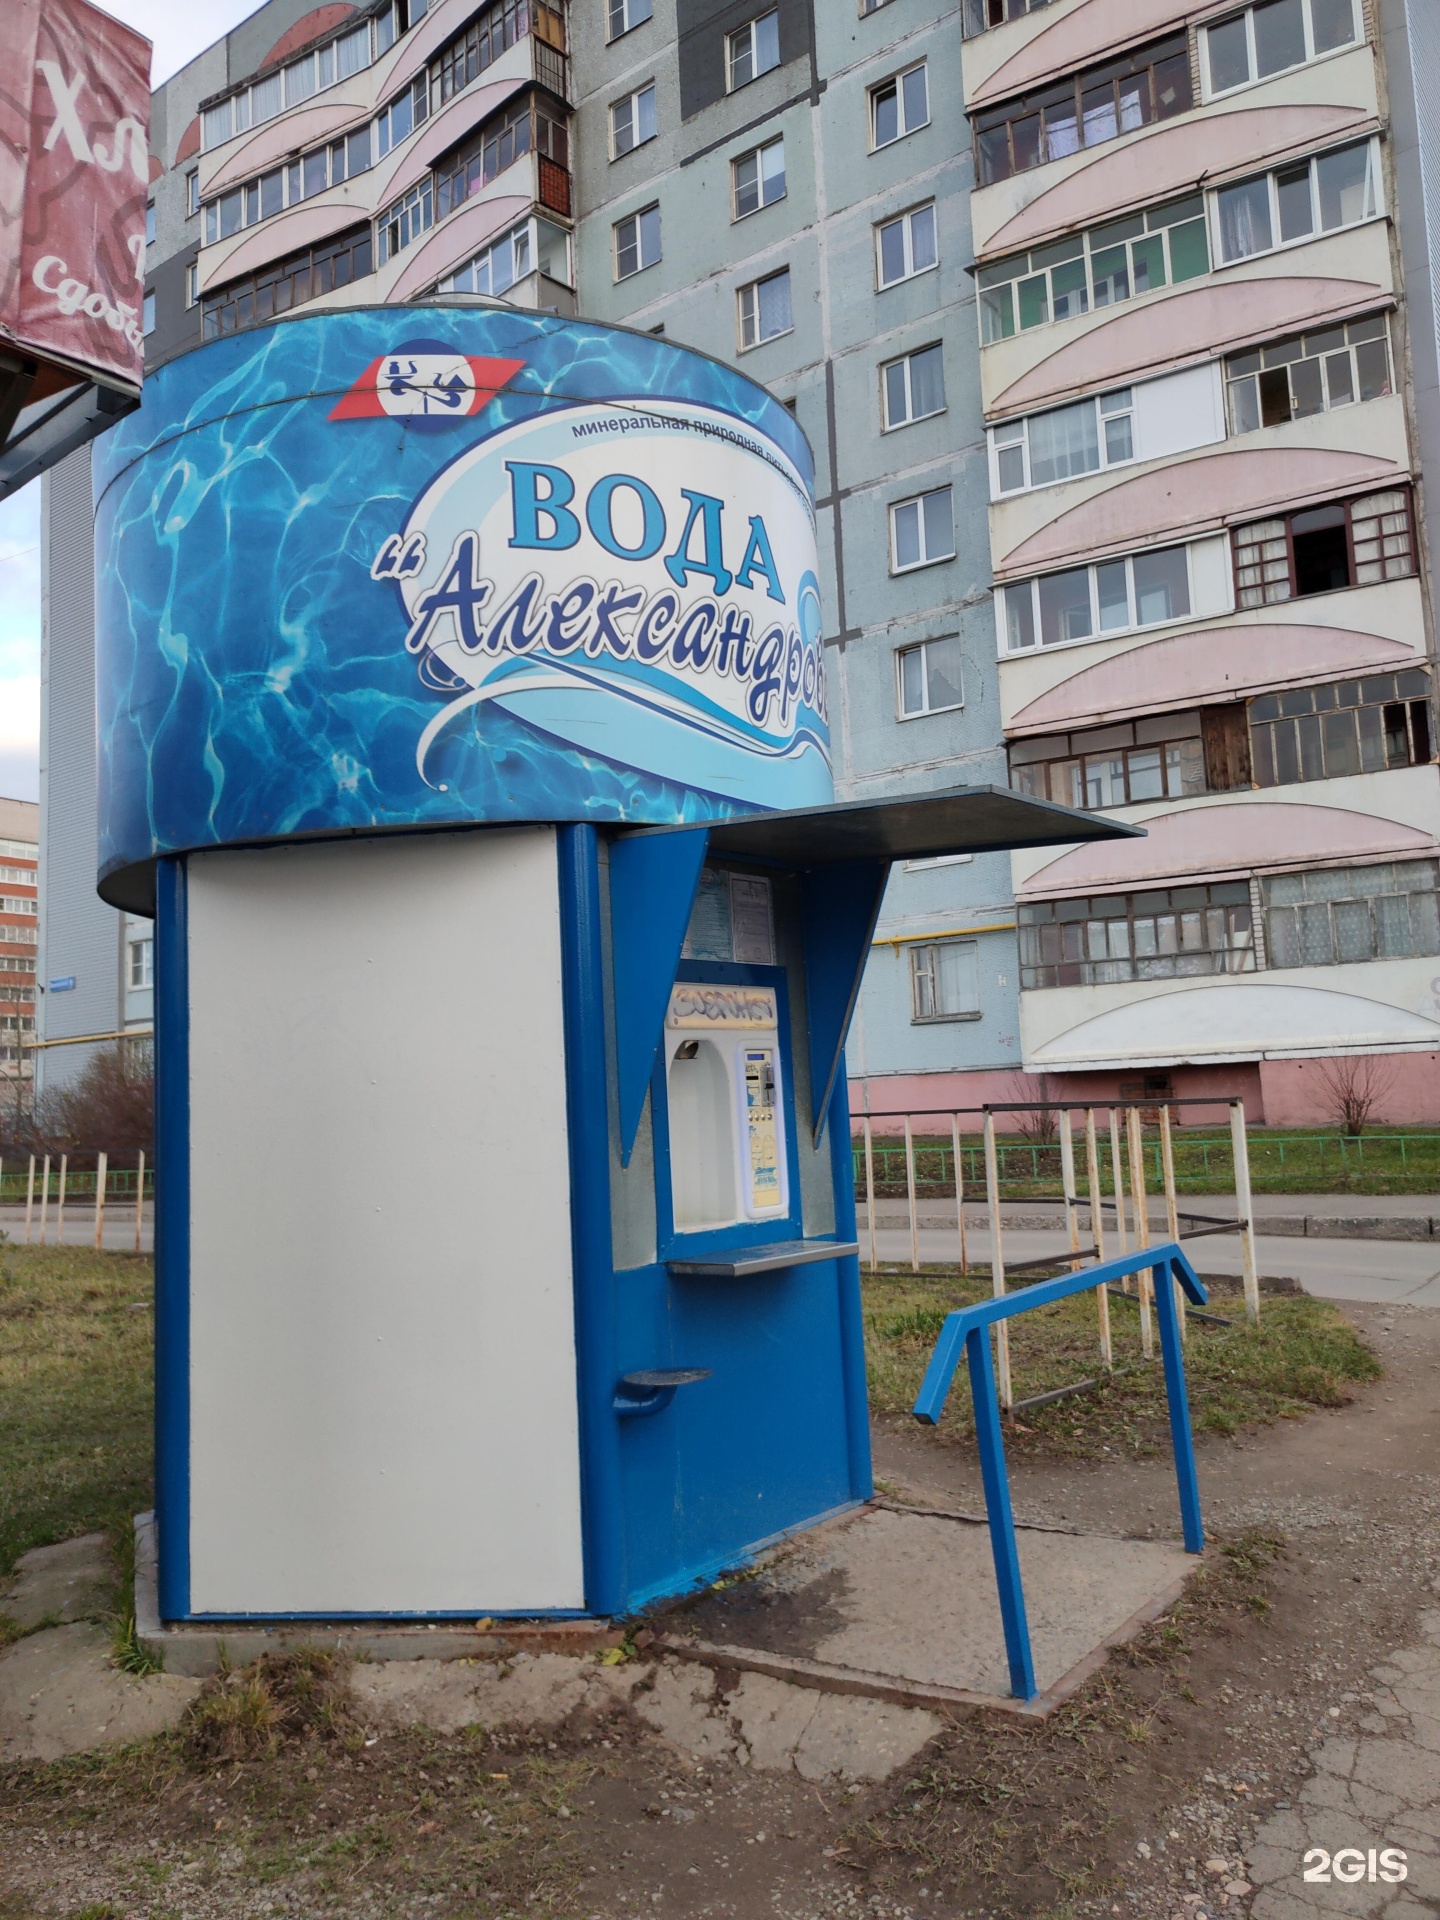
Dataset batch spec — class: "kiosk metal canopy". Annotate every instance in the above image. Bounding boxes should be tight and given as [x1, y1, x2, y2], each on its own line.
[638, 784, 1142, 866]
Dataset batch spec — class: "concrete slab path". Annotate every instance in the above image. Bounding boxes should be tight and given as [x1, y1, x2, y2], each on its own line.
[1246, 1607, 1440, 1918]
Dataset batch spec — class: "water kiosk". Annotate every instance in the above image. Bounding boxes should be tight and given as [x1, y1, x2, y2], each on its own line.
[95, 307, 1126, 1624]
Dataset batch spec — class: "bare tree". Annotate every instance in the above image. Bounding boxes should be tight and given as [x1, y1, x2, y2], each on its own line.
[1314, 1053, 1395, 1138]
[1, 1042, 153, 1164]
[1008, 1073, 1058, 1145]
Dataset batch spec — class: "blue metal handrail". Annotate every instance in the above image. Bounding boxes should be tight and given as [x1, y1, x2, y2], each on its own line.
[911, 1242, 1208, 1702]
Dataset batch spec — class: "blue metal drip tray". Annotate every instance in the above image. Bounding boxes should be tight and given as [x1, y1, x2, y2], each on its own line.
[666, 1238, 859, 1278]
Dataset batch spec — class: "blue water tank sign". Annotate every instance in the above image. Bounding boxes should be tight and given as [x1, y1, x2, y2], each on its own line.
[609, 826, 709, 1167]
[48, 976, 76, 991]
[799, 861, 890, 1144]
[93, 307, 833, 910]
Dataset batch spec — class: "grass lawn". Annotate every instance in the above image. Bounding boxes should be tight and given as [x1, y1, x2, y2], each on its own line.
[0, 1244, 154, 1582]
[864, 1264, 1382, 1458]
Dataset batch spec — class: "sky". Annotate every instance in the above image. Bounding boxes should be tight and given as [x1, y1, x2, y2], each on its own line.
[0, 0, 262, 806]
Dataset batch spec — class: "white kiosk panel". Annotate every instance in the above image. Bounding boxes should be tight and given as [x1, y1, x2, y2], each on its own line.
[186, 830, 583, 1615]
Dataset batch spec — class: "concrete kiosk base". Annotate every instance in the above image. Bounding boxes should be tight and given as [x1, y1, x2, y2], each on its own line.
[656, 1502, 1201, 1718]
[138, 1504, 1201, 1714]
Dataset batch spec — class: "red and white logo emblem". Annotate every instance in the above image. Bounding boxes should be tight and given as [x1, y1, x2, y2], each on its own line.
[330, 349, 525, 421]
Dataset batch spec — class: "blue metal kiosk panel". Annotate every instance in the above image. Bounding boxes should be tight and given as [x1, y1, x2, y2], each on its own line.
[613, 1256, 858, 1610]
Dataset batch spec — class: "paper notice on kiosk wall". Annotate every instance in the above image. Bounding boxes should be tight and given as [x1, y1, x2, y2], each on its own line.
[681, 869, 775, 965]
[730, 875, 775, 965]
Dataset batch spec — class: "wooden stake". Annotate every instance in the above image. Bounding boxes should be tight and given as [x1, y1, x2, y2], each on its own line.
[56, 1153, 68, 1244]
[94, 1151, 108, 1251]
[862, 1117, 877, 1271]
[1126, 1109, 1154, 1360]
[1231, 1100, 1260, 1323]
[24, 1154, 34, 1244]
[1108, 1108, 1129, 1263]
[1084, 1110, 1112, 1369]
[983, 1112, 1012, 1409]
[134, 1150, 145, 1254]
[903, 1115, 920, 1274]
[1058, 1107, 1081, 1272]
[37, 1153, 50, 1245]
[1159, 1107, 1185, 1343]
[951, 1112, 968, 1275]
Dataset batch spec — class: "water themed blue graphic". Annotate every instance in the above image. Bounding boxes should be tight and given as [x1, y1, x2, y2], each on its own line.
[94, 306, 829, 900]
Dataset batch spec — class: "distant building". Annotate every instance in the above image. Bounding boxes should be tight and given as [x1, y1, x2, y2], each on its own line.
[0, 796, 39, 1090]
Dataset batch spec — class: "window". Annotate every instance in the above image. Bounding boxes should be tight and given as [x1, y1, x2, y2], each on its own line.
[142, 290, 155, 334]
[1205, 0, 1358, 96]
[871, 64, 929, 149]
[442, 216, 571, 296]
[1216, 139, 1379, 263]
[1019, 884, 1255, 989]
[732, 136, 786, 219]
[377, 180, 434, 264]
[129, 939, 154, 990]
[975, 33, 1191, 186]
[882, 343, 946, 428]
[376, 74, 430, 158]
[201, 225, 373, 339]
[990, 388, 1133, 495]
[1233, 488, 1415, 607]
[432, 95, 566, 224]
[199, 11, 395, 148]
[890, 487, 954, 571]
[185, 262, 198, 307]
[1226, 314, 1391, 432]
[430, 0, 555, 107]
[609, 0, 652, 39]
[863, 0, 898, 13]
[0, 923, 37, 944]
[728, 11, 780, 91]
[1250, 670, 1433, 787]
[615, 203, 661, 279]
[876, 203, 937, 287]
[738, 268, 793, 348]
[1010, 712, 1207, 808]
[204, 127, 377, 244]
[1002, 545, 1192, 652]
[144, 201, 155, 249]
[612, 83, 656, 157]
[978, 197, 1208, 344]
[1264, 862, 1440, 969]
[911, 940, 981, 1022]
[185, 169, 199, 217]
[898, 635, 964, 716]
[963, 0, 1053, 29]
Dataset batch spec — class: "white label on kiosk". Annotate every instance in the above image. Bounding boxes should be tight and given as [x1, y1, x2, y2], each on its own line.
[743, 1049, 783, 1212]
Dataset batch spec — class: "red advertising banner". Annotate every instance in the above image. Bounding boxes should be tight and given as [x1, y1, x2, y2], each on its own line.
[0, 0, 151, 396]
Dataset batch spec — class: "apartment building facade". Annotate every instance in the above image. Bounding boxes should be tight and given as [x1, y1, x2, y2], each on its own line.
[0, 797, 39, 1095]
[569, 0, 1030, 1113]
[963, 0, 1440, 1123]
